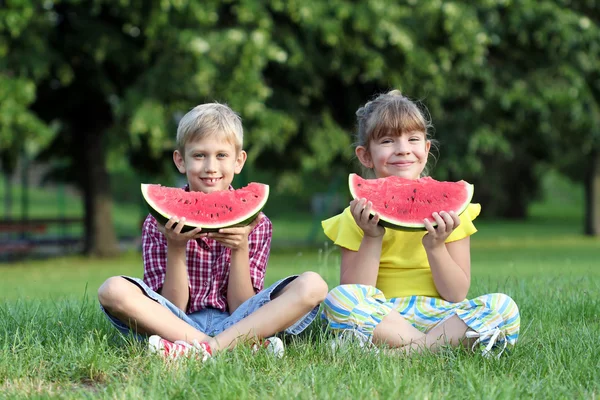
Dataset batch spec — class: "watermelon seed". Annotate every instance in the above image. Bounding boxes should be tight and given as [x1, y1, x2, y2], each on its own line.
[443, 193, 448, 198]
[229, 207, 233, 212]
[411, 196, 415, 201]
[242, 199, 247, 202]
[384, 203, 388, 209]
[413, 189, 417, 193]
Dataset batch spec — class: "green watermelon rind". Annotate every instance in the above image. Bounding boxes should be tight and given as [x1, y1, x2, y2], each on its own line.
[348, 174, 474, 231]
[140, 183, 269, 233]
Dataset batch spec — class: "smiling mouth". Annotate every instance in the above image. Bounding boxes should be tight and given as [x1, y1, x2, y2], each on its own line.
[201, 178, 222, 183]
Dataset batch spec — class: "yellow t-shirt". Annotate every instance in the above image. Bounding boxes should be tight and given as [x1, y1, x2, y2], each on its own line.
[322, 203, 481, 299]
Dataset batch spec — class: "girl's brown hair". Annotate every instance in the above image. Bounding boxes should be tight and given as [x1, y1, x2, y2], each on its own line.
[354, 90, 438, 177]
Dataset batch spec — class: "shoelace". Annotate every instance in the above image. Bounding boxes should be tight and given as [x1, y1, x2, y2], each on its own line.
[330, 328, 379, 354]
[465, 328, 507, 359]
[173, 339, 212, 361]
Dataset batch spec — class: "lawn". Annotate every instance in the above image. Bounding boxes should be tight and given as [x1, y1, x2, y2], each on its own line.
[1, 175, 599, 399]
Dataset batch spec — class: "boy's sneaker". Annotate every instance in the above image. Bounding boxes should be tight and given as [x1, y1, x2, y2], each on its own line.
[465, 328, 507, 359]
[148, 335, 212, 362]
[251, 336, 285, 358]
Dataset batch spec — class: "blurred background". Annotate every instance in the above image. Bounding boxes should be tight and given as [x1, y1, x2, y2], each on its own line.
[0, 0, 598, 261]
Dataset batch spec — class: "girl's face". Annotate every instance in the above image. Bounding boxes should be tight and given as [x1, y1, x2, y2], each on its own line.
[356, 131, 431, 180]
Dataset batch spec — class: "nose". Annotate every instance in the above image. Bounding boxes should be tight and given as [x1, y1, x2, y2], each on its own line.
[204, 157, 217, 173]
[395, 138, 411, 155]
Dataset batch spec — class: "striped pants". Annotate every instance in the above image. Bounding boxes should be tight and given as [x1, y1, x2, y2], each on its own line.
[321, 284, 520, 352]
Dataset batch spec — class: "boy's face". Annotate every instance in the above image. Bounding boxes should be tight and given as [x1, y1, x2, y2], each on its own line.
[173, 135, 246, 193]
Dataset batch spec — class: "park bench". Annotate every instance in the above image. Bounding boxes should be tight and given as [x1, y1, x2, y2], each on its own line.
[0, 217, 84, 258]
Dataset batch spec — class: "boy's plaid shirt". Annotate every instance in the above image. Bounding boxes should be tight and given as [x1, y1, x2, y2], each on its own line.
[141, 213, 272, 313]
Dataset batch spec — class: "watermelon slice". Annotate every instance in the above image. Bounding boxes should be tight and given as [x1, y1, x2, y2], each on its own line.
[141, 182, 269, 232]
[348, 173, 474, 230]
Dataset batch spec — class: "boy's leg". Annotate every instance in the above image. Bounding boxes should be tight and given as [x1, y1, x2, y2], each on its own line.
[209, 271, 328, 353]
[98, 276, 211, 344]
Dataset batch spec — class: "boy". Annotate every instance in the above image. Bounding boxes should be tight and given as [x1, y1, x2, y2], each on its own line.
[98, 103, 328, 360]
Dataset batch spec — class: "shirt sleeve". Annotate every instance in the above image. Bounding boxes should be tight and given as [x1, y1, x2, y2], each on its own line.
[142, 215, 168, 292]
[321, 207, 364, 251]
[247, 213, 272, 293]
[446, 203, 481, 243]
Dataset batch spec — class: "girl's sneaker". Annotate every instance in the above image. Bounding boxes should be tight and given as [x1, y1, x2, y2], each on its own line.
[251, 336, 285, 358]
[148, 335, 212, 362]
[329, 328, 379, 354]
[465, 328, 507, 359]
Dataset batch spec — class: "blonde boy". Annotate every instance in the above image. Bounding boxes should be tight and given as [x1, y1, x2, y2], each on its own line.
[98, 103, 327, 360]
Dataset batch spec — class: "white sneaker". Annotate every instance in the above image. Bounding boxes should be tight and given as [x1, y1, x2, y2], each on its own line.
[148, 335, 212, 362]
[329, 328, 379, 354]
[251, 336, 285, 358]
[465, 328, 507, 359]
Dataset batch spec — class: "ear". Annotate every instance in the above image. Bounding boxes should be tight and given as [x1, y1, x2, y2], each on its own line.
[173, 150, 186, 174]
[425, 139, 431, 154]
[234, 149, 247, 174]
[355, 146, 373, 169]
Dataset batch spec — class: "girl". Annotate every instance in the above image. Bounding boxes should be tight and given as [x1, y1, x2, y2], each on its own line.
[321, 90, 520, 358]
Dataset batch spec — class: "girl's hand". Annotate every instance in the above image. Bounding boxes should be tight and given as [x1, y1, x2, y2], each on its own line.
[206, 213, 263, 251]
[158, 217, 203, 248]
[422, 211, 461, 249]
[350, 198, 385, 238]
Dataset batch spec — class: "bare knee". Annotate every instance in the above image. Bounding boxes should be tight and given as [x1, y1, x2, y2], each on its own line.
[291, 272, 328, 307]
[98, 276, 140, 313]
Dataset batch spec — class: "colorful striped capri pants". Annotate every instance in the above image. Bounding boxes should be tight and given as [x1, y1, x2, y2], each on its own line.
[321, 284, 520, 354]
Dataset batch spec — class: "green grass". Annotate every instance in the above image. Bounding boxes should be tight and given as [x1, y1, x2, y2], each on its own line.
[1, 209, 599, 399]
[1, 172, 598, 398]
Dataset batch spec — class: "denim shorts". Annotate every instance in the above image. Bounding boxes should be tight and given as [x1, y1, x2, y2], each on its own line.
[100, 275, 319, 341]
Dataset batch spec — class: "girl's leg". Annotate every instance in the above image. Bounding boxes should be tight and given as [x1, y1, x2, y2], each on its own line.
[373, 314, 470, 354]
[98, 276, 211, 344]
[424, 315, 470, 347]
[209, 272, 328, 352]
[372, 311, 426, 347]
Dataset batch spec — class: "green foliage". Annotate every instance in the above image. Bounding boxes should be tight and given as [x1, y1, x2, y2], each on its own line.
[1, 0, 599, 219]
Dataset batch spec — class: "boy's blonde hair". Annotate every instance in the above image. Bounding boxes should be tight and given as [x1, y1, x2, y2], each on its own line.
[355, 90, 437, 177]
[176, 103, 243, 153]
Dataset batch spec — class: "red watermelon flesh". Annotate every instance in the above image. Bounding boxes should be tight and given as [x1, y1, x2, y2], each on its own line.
[348, 173, 474, 230]
[141, 182, 269, 232]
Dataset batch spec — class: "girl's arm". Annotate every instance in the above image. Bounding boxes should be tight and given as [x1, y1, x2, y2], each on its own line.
[422, 211, 471, 302]
[425, 237, 471, 302]
[340, 199, 385, 286]
[340, 235, 384, 286]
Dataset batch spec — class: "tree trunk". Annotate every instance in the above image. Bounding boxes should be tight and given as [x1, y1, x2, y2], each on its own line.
[80, 127, 120, 257]
[584, 149, 600, 236]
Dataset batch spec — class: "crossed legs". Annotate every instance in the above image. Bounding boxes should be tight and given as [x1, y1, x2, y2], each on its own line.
[98, 272, 328, 354]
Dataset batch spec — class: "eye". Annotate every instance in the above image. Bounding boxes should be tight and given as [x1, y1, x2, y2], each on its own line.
[380, 137, 393, 144]
[217, 153, 227, 158]
[194, 153, 205, 158]
[409, 137, 421, 142]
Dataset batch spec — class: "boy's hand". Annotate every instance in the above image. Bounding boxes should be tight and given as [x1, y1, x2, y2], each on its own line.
[158, 217, 203, 248]
[206, 213, 263, 251]
[422, 211, 461, 250]
[350, 198, 385, 238]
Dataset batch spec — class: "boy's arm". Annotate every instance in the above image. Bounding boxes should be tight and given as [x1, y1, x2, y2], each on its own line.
[143, 216, 202, 312]
[160, 242, 191, 312]
[208, 214, 270, 313]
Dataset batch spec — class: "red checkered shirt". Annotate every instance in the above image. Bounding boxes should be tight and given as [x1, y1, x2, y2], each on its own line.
[141, 212, 272, 314]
